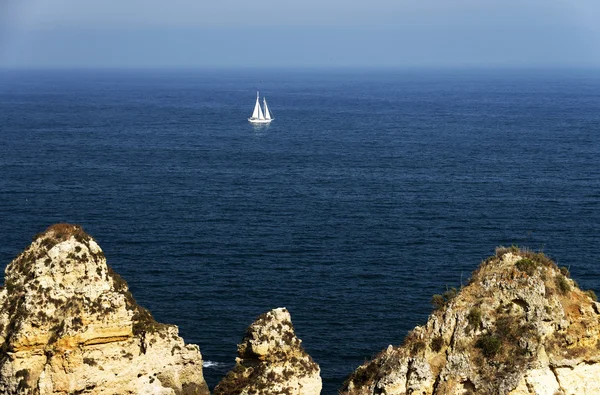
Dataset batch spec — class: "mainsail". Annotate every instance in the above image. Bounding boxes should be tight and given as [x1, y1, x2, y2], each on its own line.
[252, 92, 264, 119]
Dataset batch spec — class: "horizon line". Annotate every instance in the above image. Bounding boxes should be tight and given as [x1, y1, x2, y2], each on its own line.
[1, 65, 600, 72]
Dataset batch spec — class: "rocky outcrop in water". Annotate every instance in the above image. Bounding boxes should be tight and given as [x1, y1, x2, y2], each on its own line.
[214, 307, 322, 395]
[0, 224, 209, 395]
[341, 248, 600, 395]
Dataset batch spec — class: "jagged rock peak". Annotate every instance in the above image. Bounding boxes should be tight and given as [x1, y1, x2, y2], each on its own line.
[341, 247, 600, 395]
[214, 307, 322, 395]
[0, 223, 209, 395]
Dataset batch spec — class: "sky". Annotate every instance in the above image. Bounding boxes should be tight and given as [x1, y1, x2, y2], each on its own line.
[1, 0, 599, 68]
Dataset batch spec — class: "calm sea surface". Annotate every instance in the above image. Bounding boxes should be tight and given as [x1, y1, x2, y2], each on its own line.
[0, 69, 599, 392]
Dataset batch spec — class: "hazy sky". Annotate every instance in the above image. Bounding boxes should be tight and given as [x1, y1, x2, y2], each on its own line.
[1, 0, 599, 68]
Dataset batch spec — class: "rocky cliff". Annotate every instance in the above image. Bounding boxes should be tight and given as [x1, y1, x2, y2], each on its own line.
[214, 308, 322, 395]
[4, 225, 599, 395]
[0, 224, 209, 395]
[341, 248, 600, 395]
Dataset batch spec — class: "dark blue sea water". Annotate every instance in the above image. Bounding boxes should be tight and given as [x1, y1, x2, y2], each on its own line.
[0, 69, 599, 392]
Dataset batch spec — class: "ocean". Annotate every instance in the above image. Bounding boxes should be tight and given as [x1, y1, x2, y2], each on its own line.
[0, 69, 599, 392]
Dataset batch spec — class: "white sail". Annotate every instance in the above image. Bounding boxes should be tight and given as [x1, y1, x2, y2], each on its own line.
[263, 98, 272, 120]
[257, 100, 265, 120]
[251, 92, 261, 119]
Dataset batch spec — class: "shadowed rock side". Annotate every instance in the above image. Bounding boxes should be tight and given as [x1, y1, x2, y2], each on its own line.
[214, 308, 322, 395]
[0, 224, 209, 395]
[341, 248, 600, 395]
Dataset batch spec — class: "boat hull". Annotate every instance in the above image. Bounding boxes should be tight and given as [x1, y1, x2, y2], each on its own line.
[248, 118, 273, 124]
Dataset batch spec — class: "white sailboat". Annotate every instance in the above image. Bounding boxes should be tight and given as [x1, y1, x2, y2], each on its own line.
[248, 91, 273, 124]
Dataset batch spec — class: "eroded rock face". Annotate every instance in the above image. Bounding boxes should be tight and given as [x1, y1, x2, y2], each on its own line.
[341, 248, 600, 395]
[214, 307, 322, 395]
[0, 224, 209, 395]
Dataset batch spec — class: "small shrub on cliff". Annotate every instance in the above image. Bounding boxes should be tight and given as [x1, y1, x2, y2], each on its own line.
[475, 334, 502, 358]
[519, 249, 556, 268]
[431, 294, 445, 309]
[40, 238, 58, 250]
[344, 362, 380, 390]
[444, 287, 458, 300]
[430, 336, 444, 352]
[559, 266, 570, 277]
[515, 258, 538, 276]
[585, 289, 598, 302]
[556, 275, 570, 295]
[411, 340, 426, 354]
[495, 316, 514, 339]
[431, 287, 459, 310]
[495, 245, 520, 258]
[467, 307, 482, 330]
[213, 364, 255, 395]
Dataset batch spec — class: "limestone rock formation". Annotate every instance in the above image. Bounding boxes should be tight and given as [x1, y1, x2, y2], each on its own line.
[341, 248, 600, 395]
[0, 224, 209, 395]
[214, 307, 322, 395]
